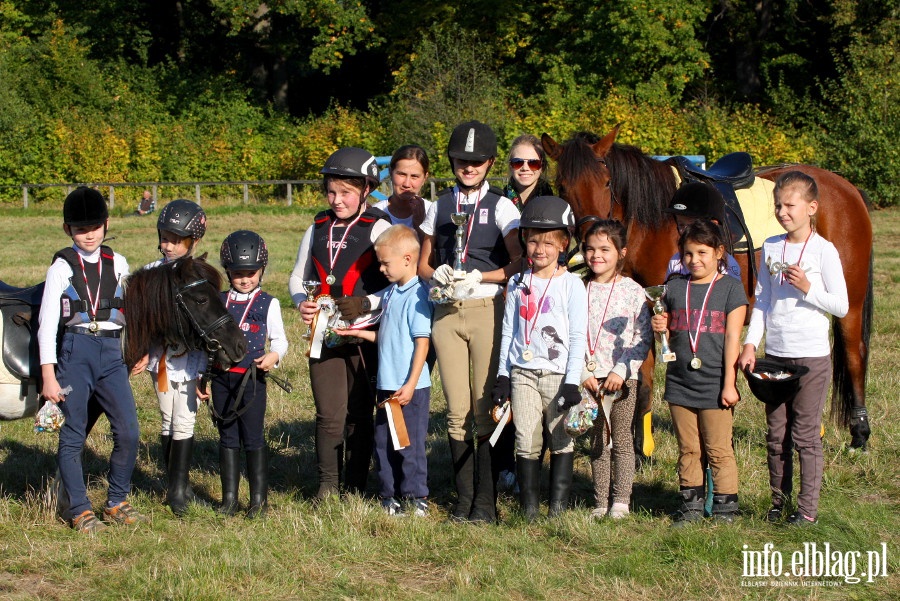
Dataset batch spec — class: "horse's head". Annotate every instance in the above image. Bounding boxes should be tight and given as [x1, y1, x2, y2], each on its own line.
[543, 126, 620, 239]
[170, 256, 247, 366]
[123, 256, 247, 370]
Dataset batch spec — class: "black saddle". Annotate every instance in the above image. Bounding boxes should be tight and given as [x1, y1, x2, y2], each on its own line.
[674, 152, 755, 190]
[0, 280, 44, 382]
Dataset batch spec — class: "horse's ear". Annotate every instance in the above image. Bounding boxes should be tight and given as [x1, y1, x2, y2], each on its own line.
[542, 133, 561, 160]
[592, 124, 620, 158]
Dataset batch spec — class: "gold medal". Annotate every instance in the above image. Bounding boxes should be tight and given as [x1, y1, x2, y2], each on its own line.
[325, 274, 336, 285]
[586, 360, 598, 372]
[690, 357, 702, 370]
[88, 321, 99, 332]
[522, 348, 534, 362]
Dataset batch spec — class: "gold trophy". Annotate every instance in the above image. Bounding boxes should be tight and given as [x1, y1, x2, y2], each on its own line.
[644, 285, 676, 363]
[450, 211, 471, 280]
[301, 280, 320, 340]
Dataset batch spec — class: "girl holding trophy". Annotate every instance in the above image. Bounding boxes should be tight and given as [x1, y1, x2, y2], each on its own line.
[418, 120, 521, 523]
[289, 147, 392, 501]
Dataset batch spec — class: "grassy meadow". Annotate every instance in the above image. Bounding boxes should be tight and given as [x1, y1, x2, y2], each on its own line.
[0, 203, 896, 600]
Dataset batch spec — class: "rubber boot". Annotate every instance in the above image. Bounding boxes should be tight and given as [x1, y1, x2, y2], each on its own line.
[160, 434, 173, 468]
[516, 456, 541, 522]
[672, 486, 705, 526]
[217, 447, 241, 516]
[448, 437, 475, 522]
[711, 493, 739, 522]
[315, 434, 343, 501]
[548, 452, 574, 518]
[246, 447, 268, 519]
[166, 437, 194, 516]
[469, 440, 498, 523]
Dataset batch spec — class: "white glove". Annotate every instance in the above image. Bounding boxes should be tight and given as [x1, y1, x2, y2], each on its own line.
[432, 264, 455, 286]
[450, 270, 483, 299]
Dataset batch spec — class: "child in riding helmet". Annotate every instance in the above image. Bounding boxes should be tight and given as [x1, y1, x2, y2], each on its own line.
[131, 199, 209, 516]
[418, 120, 522, 523]
[214, 230, 288, 518]
[37, 187, 146, 533]
[492, 196, 587, 521]
[289, 147, 392, 500]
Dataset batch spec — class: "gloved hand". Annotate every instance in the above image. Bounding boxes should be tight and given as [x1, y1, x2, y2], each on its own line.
[432, 264, 455, 286]
[450, 269, 483, 299]
[335, 295, 371, 321]
[556, 383, 582, 410]
[492, 375, 511, 406]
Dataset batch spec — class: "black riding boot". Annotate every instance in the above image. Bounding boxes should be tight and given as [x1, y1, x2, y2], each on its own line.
[516, 456, 541, 522]
[548, 452, 574, 518]
[218, 447, 241, 516]
[166, 437, 194, 516]
[672, 486, 705, 526]
[246, 447, 268, 519]
[315, 434, 343, 501]
[469, 440, 498, 523]
[160, 434, 172, 468]
[448, 437, 475, 522]
[344, 426, 373, 496]
[711, 493, 739, 522]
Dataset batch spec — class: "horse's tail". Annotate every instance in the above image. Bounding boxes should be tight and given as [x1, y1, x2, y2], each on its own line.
[831, 249, 874, 426]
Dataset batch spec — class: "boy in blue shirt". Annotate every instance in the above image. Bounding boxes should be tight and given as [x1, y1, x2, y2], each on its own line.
[337, 225, 433, 516]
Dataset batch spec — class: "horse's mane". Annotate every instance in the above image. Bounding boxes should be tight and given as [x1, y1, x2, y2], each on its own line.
[122, 256, 223, 369]
[555, 131, 676, 229]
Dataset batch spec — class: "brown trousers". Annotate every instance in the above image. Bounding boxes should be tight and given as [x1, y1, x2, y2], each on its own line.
[669, 403, 738, 494]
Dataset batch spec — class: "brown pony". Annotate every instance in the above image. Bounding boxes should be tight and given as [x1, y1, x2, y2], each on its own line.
[544, 126, 874, 450]
[123, 256, 247, 371]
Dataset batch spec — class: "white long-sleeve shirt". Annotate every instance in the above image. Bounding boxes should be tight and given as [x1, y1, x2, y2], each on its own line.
[38, 245, 129, 365]
[744, 232, 848, 358]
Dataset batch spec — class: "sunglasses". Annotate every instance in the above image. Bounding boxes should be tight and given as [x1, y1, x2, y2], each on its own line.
[509, 158, 543, 170]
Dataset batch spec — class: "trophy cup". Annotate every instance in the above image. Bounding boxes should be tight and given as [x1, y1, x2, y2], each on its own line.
[301, 280, 321, 340]
[644, 285, 676, 363]
[450, 211, 470, 280]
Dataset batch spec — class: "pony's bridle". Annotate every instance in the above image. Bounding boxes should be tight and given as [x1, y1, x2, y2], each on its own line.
[173, 278, 234, 355]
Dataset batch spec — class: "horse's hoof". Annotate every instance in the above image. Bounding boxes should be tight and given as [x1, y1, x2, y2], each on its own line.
[849, 407, 870, 450]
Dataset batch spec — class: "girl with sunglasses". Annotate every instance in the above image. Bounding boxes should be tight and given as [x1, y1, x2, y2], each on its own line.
[503, 134, 554, 209]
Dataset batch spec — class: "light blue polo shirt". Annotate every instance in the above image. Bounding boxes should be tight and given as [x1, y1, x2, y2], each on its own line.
[376, 276, 433, 391]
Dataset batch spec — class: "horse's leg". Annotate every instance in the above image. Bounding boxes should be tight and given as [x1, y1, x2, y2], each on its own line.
[633, 351, 656, 469]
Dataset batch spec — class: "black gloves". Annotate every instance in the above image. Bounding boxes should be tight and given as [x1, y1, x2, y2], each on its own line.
[492, 375, 511, 406]
[556, 383, 581, 410]
[335, 295, 371, 321]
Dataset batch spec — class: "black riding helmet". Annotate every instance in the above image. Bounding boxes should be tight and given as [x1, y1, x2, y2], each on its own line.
[663, 182, 727, 224]
[64, 187, 108, 227]
[447, 120, 497, 162]
[320, 147, 380, 191]
[157, 199, 207, 240]
[519, 195, 576, 233]
[220, 230, 269, 271]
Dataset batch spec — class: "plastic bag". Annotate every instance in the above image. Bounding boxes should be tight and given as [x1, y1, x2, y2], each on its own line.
[34, 402, 65, 433]
[564, 391, 599, 437]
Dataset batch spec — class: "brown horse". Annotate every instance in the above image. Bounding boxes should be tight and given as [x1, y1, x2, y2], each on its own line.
[543, 126, 874, 450]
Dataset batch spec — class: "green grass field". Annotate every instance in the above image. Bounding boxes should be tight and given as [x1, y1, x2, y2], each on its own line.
[0, 205, 896, 600]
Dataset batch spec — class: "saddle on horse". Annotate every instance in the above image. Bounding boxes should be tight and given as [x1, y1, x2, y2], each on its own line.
[0, 280, 45, 384]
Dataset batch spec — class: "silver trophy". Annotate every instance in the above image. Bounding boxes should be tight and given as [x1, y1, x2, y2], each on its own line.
[644, 285, 676, 363]
[301, 280, 321, 340]
[450, 211, 470, 280]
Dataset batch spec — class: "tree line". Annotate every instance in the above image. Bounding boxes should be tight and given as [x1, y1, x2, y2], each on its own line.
[0, 0, 896, 205]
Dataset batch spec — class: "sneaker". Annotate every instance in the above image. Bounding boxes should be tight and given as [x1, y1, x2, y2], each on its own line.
[410, 498, 429, 517]
[786, 511, 817, 526]
[608, 503, 630, 519]
[766, 505, 784, 523]
[590, 506, 608, 520]
[381, 497, 404, 517]
[72, 510, 108, 534]
[102, 501, 148, 525]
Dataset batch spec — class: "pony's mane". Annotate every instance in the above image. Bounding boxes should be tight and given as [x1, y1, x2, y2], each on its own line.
[122, 256, 222, 369]
[555, 131, 676, 229]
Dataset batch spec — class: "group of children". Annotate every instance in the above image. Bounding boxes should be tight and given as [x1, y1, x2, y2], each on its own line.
[37, 119, 847, 533]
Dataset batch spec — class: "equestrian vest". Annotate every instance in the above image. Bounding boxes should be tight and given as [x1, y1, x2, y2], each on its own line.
[434, 187, 510, 273]
[220, 290, 273, 370]
[310, 208, 390, 297]
[53, 246, 125, 328]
